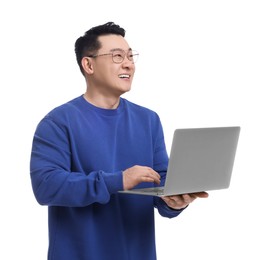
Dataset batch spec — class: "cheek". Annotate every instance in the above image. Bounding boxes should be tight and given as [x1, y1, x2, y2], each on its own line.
[100, 67, 116, 82]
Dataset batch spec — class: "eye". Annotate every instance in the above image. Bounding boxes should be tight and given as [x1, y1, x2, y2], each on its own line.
[112, 51, 124, 61]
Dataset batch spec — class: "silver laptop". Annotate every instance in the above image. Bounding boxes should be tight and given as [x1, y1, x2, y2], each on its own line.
[119, 126, 240, 196]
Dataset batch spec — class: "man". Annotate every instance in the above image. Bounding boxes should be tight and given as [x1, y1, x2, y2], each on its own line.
[30, 22, 208, 260]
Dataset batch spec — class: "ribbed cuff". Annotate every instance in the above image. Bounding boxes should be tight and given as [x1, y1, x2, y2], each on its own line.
[101, 170, 124, 194]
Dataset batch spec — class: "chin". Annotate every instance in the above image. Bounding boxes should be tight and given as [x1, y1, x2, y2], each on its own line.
[120, 86, 131, 94]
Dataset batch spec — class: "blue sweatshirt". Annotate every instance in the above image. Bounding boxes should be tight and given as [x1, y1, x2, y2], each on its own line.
[30, 95, 183, 260]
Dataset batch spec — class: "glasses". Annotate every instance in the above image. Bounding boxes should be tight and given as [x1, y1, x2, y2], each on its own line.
[88, 49, 139, 64]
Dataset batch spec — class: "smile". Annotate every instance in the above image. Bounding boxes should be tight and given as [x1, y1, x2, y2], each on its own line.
[119, 74, 130, 79]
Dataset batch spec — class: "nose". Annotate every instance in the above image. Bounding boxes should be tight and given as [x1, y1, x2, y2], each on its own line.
[122, 56, 135, 69]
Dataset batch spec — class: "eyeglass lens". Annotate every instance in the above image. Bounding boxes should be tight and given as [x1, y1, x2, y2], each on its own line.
[112, 50, 139, 63]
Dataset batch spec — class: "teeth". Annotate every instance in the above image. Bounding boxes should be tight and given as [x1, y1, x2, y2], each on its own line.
[119, 74, 129, 78]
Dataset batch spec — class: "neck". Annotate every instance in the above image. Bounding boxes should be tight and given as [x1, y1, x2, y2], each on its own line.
[83, 92, 120, 109]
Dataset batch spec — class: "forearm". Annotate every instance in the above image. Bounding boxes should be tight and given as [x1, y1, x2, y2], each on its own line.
[31, 165, 123, 207]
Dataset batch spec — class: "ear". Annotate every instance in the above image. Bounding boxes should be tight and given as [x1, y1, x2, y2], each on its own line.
[81, 57, 94, 75]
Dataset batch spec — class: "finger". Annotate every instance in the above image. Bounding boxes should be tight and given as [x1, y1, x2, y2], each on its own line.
[190, 191, 209, 198]
[145, 167, 161, 179]
[161, 196, 176, 206]
[162, 196, 186, 209]
[141, 176, 160, 183]
[145, 168, 161, 184]
[181, 194, 194, 204]
[140, 172, 161, 184]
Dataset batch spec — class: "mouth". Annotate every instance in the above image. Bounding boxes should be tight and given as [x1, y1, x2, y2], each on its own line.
[118, 74, 130, 79]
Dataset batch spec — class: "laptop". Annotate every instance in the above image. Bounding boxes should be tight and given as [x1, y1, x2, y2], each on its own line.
[119, 126, 240, 196]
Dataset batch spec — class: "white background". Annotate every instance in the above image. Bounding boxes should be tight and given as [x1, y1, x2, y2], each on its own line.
[1, 0, 271, 259]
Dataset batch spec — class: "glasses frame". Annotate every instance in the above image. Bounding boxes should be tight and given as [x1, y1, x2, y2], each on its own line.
[88, 49, 139, 64]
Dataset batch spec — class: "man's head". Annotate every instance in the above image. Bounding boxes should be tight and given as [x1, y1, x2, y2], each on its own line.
[75, 22, 126, 75]
[75, 22, 138, 98]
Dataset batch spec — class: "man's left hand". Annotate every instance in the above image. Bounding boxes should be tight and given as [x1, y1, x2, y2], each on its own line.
[161, 192, 209, 210]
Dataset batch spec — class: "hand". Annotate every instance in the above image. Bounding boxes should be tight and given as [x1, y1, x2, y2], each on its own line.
[123, 165, 161, 190]
[161, 192, 209, 210]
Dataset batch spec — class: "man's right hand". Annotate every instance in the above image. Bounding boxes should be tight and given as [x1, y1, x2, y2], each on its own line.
[122, 165, 161, 190]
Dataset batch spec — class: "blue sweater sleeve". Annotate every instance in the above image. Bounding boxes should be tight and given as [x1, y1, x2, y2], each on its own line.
[30, 116, 123, 207]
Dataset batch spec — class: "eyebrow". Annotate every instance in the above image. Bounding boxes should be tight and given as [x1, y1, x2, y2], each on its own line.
[109, 47, 132, 52]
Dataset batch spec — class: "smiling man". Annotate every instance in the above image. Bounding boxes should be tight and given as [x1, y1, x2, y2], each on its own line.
[30, 22, 208, 260]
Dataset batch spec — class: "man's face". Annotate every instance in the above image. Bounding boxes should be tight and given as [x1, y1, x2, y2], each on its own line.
[89, 34, 136, 97]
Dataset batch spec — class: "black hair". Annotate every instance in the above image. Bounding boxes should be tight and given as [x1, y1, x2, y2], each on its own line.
[74, 22, 126, 75]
